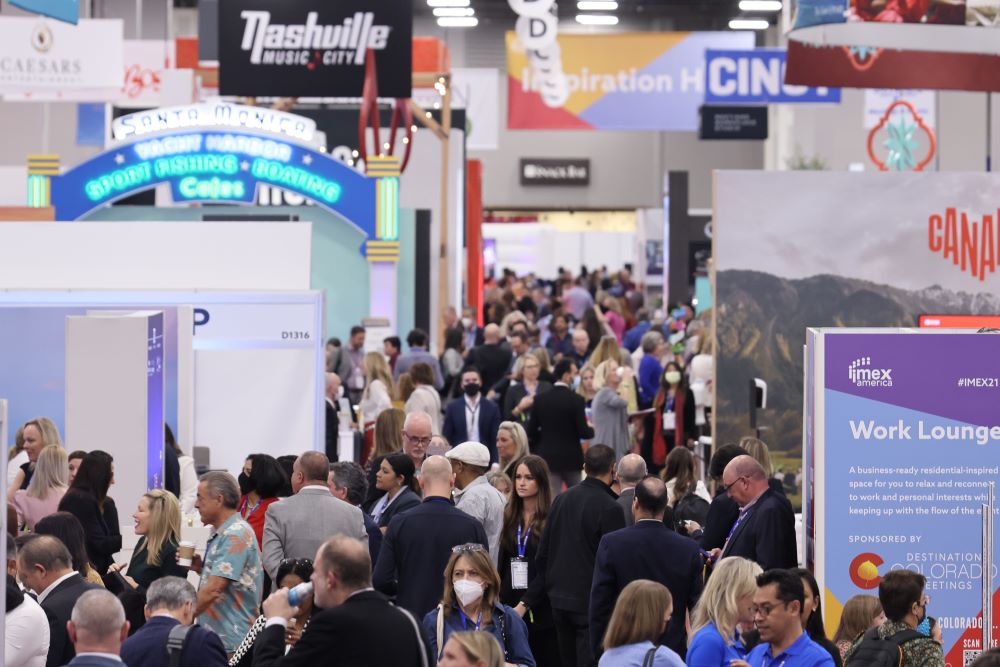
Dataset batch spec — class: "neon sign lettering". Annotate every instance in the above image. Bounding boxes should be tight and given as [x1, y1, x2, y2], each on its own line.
[112, 102, 316, 143]
[85, 162, 153, 201]
[178, 176, 246, 200]
[251, 159, 341, 204]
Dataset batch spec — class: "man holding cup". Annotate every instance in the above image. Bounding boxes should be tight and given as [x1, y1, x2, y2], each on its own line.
[183, 472, 263, 656]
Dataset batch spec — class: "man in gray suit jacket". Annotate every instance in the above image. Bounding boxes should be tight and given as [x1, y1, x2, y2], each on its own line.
[615, 454, 647, 527]
[262, 451, 367, 579]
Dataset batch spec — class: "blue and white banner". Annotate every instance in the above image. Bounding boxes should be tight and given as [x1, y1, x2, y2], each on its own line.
[704, 48, 840, 104]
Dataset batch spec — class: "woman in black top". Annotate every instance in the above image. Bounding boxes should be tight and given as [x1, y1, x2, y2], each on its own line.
[499, 454, 560, 667]
[34, 512, 106, 586]
[58, 450, 122, 588]
[109, 489, 187, 591]
[795, 568, 844, 667]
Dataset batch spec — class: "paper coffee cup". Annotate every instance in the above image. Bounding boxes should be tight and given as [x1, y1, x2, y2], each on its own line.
[178, 541, 196, 567]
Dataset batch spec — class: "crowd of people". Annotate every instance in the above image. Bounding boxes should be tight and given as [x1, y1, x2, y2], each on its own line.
[2, 265, 956, 667]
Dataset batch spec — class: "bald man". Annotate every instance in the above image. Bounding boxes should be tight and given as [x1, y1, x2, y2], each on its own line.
[715, 455, 796, 570]
[262, 451, 366, 579]
[65, 590, 130, 667]
[467, 323, 513, 394]
[373, 456, 489, 617]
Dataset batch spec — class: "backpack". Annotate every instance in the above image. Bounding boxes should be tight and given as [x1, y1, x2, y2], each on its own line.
[166, 624, 193, 667]
[674, 492, 710, 527]
[845, 626, 925, 667]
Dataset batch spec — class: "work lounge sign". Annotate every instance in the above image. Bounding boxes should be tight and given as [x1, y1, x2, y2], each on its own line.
[218, 0, 412, 98]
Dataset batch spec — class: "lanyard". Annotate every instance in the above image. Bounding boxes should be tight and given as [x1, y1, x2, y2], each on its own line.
[516, 524, 532, 559]
[459, 608, 483, 631]
[239, 496, 262, 519]
[725, 508, 752, 544]
[466, 401, 480, 431]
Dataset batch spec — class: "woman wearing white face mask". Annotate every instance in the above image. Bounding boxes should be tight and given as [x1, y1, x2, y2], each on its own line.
[642, 361, 697, 477]
[422, 544, 537, 667]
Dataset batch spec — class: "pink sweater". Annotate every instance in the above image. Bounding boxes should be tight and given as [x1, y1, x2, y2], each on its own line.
[13, 488, 66, 532]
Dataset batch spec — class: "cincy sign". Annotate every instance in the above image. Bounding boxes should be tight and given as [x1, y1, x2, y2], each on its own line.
[52, 107, 376, 236]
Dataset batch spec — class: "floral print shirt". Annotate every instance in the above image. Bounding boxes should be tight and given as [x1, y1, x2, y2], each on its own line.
[198, 512, 264, 652]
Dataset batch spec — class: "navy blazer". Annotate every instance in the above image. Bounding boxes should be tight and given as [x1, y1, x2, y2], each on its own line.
[590, 520, 704, 659]
[63, 656, 125, 667]
[121, 616, 228, 667]
[40, 572, 101, 667]
[719, 488, 797, 570]
[373, 497, 489, 618]
[363, 510, 383, 564]
[441, 396, 501, 463]
[377, 487, 422, 529]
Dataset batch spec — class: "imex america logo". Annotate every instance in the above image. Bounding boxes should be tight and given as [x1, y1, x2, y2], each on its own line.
[848, 357, 893, 388]
[849, 552, 884, 589]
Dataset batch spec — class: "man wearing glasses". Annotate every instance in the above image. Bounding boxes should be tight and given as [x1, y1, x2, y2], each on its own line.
[744, 569, 834, 667]
[713, 455, 796, 570]
[844, 571, 943, 667]
[402, 412, 435, 473]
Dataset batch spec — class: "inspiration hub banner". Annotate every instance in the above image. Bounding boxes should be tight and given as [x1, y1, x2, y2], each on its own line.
[506, 31, 753, 131]
[811, 330, 1000, 659]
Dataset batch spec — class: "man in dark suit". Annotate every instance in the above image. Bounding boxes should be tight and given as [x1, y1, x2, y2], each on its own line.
[715, 455, 797, 570]
[441, 367, 502, 463]
[16, 535, 101, 667]
[328, 461, 383, 565]
[518, 445, 626, 667]
[64, 589, 131, 667]
[373, 456, 489, 617]
[615, 453, 647, 526]
[256, 534, 431, 667]
[121, 576, 228, 667]
[324, 372, 342, 462]
[590, 476, 704, 660]
[466, 323, 512, 393]
[526, 358, 594, 495]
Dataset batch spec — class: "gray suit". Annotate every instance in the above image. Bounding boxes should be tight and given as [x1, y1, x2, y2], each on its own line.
[262, 486, 367, 578]
[617, 487, 636, 527]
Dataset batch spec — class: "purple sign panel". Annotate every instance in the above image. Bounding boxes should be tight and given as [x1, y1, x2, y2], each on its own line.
[146, 312, 164, 490]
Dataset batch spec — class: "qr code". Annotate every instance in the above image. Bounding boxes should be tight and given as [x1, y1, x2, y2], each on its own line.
[965, 650, 982, 666]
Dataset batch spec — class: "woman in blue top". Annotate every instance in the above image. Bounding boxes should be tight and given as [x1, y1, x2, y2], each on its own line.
[598, 579, 686, 667]
[423, 544, 536, 667]
[687, 557, 763, 667]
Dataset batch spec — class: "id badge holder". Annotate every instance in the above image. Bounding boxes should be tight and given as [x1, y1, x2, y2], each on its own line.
[511, 558, 529, 589]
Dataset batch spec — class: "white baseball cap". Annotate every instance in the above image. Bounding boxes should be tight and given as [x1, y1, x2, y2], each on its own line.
[445, 441, 491, 468]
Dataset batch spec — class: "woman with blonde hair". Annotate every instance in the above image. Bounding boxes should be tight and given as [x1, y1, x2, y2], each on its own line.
[405, 362, 443, 432]
[590, 337, 638, 413]
[395, 372, 416, 407]
[738, 436, 773, 477]
[686, 557, 762, 667]
[832, 595, 885, 659]
[360, 351, 394, 420]
[12, 444, 68, 532]
[577, 366, 598, 408]
[495, 421, 529, 479]
[109, 489, 187, 590]
[600, 579, 684, 666]
[422, 544, 535, 666]
[8, 417, 63, 500]
[502, 354, 551, 425]
[438, 631, 506, 667]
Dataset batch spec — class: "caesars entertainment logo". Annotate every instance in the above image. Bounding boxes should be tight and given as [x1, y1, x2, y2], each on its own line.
[849, 552, 884, 590]
[848, 357, 894, 388]
[239, 11, 392, 68]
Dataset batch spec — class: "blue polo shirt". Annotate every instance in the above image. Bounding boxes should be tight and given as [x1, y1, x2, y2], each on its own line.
[747, 631, 835, 667]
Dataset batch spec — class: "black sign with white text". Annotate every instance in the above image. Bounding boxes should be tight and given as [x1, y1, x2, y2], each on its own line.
[218, 0, 412, 98]
[519, 158, 590, 186]
[699, 105, 768, 140]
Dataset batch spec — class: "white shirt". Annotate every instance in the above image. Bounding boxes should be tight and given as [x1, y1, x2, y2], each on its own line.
[464, 395, 482, 441]
[37, 571, 77, 604]
[7, 449, 28, 486]
[6, 594, 49, 667]
[453, 476, 506, 563]
[75, 654, 123, 663]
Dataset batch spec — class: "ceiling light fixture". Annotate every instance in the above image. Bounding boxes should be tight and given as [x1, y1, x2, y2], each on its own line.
[436, 16, 479, 26]
[433, 7, 474, 16]
[427, 0, 470, 6]
[577, 1, 618, 10]
[575, 13, 619, 24]
[738, 0, 783, 11]
[728, 18, 770, 29]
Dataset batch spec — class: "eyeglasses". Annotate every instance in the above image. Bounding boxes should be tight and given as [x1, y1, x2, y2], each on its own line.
[452, 543, 486, 554]
[721, 476, 747, 494]
[752, 602, 788, 618]
[403, 432, 433, 446]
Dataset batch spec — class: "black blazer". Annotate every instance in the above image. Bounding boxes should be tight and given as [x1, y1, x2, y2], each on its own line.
[325, 399, 339, 463]
[590, 521, 704, 658]
[525, 385, 594, 473]
[40, 572, 101, 667]
[498, 523, 553, 629]
[58, 490, 123, 575]
[377, 487, 422, 529]
[467, 343, 512, 395]
[251, 590, 431, 667]
[441, 397, 502, 463]
[522, 477, 626, 615]
[502, 380, 553, 421]
[373, 497, 489, 618]
[121, 615, 228, 667]
[720, 488, 797, 570]
[699, 491, 741, 551]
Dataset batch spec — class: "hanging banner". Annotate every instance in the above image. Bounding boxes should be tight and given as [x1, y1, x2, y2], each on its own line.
[704, 49, 840, 104]
[506, 31, 753, 131]
[808, 329, 1000, 659]
[0, 17, 123, 92]
[218, 0, 412, 98]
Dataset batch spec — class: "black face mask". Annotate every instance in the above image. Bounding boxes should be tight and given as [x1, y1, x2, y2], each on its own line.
[463, 383, 481, 397]
[238, 472, 255, 496]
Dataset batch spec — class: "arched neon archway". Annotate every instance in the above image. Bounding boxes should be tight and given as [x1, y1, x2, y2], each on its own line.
[50, 128, 377, 239]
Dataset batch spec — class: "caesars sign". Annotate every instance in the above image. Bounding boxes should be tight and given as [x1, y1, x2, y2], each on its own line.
[218, 0, 412, 98]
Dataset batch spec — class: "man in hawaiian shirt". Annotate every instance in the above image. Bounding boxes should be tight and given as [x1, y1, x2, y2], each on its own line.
[188, 471, 264, 655]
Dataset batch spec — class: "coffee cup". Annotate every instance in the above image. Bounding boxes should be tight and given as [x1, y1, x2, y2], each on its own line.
[178, 541, 196, 567]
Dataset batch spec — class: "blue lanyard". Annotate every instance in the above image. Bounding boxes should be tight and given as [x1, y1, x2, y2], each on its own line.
[726, 508, 752, 543]
[516, 524, 532, 559]
[240, 497, 262, 519]
[458, 608, 482, 631]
